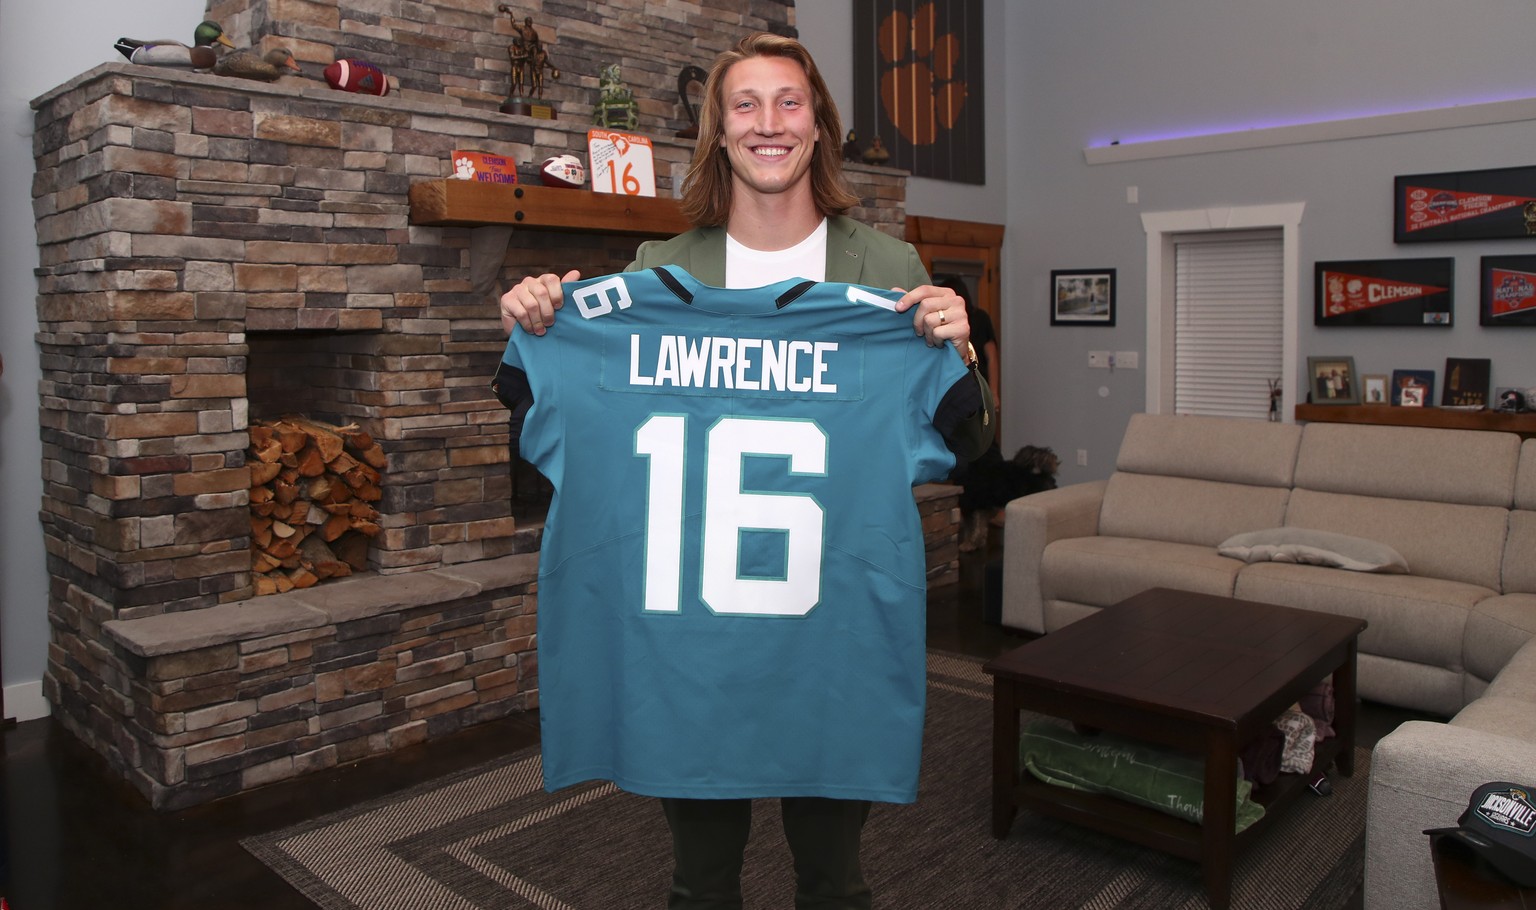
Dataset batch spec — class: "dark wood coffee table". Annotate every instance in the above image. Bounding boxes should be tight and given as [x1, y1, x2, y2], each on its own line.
[984, 587, 1367, 910]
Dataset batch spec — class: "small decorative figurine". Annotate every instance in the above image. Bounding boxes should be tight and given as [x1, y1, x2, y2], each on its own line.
[842, 129, 862, 162]
[115, 20, 234, 69]
[592, 64, 639, 131]
[675, 64, 707, 138]
[498, 7, 560, 118]
[213, 46, 302, 82]
[862, 134, 890, 165]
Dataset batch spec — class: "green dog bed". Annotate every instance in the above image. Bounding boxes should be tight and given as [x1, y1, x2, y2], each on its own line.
[1020, 719, 1266, 833]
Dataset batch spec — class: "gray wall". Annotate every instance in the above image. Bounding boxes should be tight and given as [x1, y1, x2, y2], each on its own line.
[1003, 1, 1536, 485]
[0, 0, 208, 718]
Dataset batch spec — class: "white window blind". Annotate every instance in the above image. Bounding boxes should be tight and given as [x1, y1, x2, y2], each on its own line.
[1173, 232, 1283, 419]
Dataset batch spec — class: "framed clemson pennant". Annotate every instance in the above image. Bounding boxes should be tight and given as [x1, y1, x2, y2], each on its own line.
[1481, 255, 1536, 326]
[1314, 258, 1453, 327]
[1395, 165, 1536, 243]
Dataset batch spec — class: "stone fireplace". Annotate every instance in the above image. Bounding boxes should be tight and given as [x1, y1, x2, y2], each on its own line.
[28, 1, 935, 809]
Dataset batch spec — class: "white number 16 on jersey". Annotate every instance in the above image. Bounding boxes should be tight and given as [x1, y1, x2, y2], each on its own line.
[634, 415, 826, 617]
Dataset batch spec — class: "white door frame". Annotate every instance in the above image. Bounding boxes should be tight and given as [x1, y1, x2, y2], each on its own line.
[1141, 203, 1306, 419]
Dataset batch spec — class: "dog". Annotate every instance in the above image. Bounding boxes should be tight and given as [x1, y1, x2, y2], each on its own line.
[956, 445, 1061, 552]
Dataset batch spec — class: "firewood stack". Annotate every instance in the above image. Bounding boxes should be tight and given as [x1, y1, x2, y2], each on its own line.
[248, 417, 387, 595]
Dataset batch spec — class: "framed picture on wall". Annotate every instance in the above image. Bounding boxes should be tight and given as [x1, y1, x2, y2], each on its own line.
[1480, 255, 1536, 326]
[1050, 269, 1116, 326]
[1362, 374, 1389, 405]
[1315, 258, 1453, 327]
[1395, 165, 1536, 243]
[1391, 369, 1435, 407]
[1307, 356, 1359, 405]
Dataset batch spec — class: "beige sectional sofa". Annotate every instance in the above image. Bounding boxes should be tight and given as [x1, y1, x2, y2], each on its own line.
[1000, 413, 1536, 909]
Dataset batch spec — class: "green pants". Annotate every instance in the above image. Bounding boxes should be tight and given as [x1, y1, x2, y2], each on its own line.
[660, 797, 873, 910]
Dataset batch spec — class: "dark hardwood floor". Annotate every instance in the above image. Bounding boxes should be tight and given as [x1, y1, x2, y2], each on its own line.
[0, 532, 1430, 909]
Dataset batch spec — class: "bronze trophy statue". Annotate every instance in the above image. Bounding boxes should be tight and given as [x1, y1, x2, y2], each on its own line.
[499, 8, 560, 118]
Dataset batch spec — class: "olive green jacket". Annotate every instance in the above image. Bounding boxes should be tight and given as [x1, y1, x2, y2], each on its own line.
[627, 216, 929, 289]
[625, 217, 995, 462]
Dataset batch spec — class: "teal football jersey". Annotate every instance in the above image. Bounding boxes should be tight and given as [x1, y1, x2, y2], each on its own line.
[499, 266, 970, 803]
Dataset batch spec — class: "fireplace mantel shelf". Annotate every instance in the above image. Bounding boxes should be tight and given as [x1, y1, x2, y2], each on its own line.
[409, 179, 692, 237]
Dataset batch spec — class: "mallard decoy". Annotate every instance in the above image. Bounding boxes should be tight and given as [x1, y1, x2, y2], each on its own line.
[213, 46, 302, 82]
[115, 20, 234, 69]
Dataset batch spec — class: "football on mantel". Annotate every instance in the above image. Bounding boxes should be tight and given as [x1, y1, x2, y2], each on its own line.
[540, 154, 586, 189]
[323, 59, 390, 96]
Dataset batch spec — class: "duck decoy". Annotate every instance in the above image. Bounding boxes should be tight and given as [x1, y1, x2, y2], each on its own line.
[213, 46, 303, 82]
[114, 20, 234, 69]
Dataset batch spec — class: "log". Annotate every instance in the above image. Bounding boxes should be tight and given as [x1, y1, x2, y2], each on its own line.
[248, 415, 389, 595]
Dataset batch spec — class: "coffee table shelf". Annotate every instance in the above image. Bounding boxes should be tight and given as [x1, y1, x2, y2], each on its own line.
[1009, 732, 1347, 863]
[985, 588, 1366, 910]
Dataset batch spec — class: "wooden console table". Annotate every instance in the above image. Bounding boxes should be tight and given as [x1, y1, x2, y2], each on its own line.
[409, 179, 690, 236]
[1295, 404, 1536, 439]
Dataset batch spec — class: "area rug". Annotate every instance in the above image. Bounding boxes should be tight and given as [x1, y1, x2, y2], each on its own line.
[244, 652, 1365, 909]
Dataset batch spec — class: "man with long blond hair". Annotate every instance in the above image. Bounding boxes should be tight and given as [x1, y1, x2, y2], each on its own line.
[500, 32, 992, 910]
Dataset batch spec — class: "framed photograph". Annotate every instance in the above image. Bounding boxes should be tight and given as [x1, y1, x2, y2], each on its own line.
[1480, 255, 1536, 326]
[1390, 369, 1435, 407]
[1362, 374, 1389, 405]
[1395, 165, 1536, 243]
[1315, 258, 1454, 327]
[1442, 357, 1492, 408]
[1307, 356, 1359, 405]
[1050, 269, 1116, 326]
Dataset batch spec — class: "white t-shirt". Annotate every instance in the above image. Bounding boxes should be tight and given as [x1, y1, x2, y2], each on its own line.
[724, 218, 828, 288]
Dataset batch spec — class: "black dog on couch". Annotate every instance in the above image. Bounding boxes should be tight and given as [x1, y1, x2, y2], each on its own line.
[955, 444, 1061, 552]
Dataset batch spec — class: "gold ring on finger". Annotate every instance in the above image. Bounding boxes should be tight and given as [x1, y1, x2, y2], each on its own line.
[938, 309, 948, 324]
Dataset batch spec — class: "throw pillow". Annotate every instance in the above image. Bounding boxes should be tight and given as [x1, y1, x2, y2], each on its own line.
[1218, 527, 1409, 573]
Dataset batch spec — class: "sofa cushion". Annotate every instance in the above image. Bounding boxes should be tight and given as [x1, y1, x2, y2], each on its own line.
[1233, 563, 1488, 672]
[1485, 638, 1536, 702]
[1100, 473, 1291, 547]
[1356, 652, 1465, 716]
[1504, 511, 1536, 595]
[1449, 696, 1536, 742]
[1219, 527, 1408, 573]
[1517, 439, 1536, 510]
[1294, 423, 1520, 508]
[1041, 536, 1242, 609]
[1115, 413, 1303, 487]
[1463, 593, 1536, 685]
[1284, 488, 1507, 590]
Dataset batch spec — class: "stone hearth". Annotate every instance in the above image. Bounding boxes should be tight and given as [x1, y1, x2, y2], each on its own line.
[28, 1, 936, 808]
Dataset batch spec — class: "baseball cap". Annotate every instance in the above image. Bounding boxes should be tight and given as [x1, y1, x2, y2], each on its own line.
[1424, 782, 1536, 887]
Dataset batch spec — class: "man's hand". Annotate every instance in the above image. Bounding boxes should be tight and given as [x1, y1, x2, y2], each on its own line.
[894, 284, 971, 352]
[500, 270, 582, 335]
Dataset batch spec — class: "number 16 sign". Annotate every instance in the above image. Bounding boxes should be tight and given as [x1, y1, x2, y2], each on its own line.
[587, 129, 656, 197]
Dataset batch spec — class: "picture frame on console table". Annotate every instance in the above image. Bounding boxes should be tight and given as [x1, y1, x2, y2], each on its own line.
[1362, 374, 1389, 405]
[1395, 165, 1536, 243]
[1050, 269, 1116, 326]
[1442, 358, 1492, 408]
[1391, 369, 1435, 407]
[1315, 258, 1453, 327]
[1307, 356, 1359, 405]
[1480, 255, 1536, 326]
